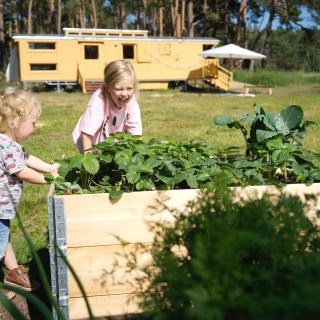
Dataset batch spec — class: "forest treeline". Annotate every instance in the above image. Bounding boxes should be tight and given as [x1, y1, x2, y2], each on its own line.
[0, 1, 319, 72]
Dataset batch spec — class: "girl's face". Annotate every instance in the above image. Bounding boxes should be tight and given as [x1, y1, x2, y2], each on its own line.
[109, 77, 135, 109]
[9, 110, 38, 141]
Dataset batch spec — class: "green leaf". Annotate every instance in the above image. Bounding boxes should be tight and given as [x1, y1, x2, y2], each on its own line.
[272, 150, 282, 163]
[213, 115, 234, 125]
[135, 179, 145, 190]
[292, 162, 306, 175]
[172, 173, 186, 185]
[156, 174, 173, 185]
[144, 179, 155, 190]
[134, 144, 149, 155]
[279, 105, 303, 130]
[69, 154, 84, 168]
[114, 149, 133, 161]
[210, 167, 222, 176]
[98, 154, 112, 163]
[145, 157, 163, 168]
[126, 171, 141, 184]
[309, 169, 320, 180]
[266, 136, 283, 151]
[82, 153, 99, 175]
[109, 189, 123, 200]
[186, 173, 198, 188]
[131, 153, 145, 165]
[256, 130, 279, 143]
[116, 158, 130, 170]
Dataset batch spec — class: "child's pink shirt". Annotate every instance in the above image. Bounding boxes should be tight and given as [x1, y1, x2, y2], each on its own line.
[72, 88, 142, 153]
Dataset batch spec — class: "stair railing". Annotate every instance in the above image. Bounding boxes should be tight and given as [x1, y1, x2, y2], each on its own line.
[201, 60, 233, 91]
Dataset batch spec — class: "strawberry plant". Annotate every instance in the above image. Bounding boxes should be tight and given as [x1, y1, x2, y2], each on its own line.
[54, 133, 226, 198]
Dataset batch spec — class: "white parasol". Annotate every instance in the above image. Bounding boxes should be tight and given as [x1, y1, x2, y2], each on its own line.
[199, 43, 266, 60]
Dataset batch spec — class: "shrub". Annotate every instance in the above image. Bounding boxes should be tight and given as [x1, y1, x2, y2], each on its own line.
[137, 187, 320, 320]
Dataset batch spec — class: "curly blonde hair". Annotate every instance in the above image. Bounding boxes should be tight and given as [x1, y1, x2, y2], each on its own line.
[0, 87, 41, 133]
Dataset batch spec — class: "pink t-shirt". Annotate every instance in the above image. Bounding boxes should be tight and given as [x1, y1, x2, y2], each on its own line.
[72, 88, 142, 153]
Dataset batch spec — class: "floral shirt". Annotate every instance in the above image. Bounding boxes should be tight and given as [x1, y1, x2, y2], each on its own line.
[0, 134, 28, 219]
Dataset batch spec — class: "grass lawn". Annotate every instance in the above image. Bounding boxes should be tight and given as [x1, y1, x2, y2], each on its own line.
[9, 83, 320, 268]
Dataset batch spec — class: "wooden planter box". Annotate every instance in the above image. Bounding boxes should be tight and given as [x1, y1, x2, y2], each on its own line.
[47, 183, 320, 320]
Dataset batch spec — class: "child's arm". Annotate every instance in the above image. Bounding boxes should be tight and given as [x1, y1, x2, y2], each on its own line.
[15, 167, 50, 184]
[26, 155, 60, 173]
[14, 155, 60, 184]
[81, 132, 93, 153]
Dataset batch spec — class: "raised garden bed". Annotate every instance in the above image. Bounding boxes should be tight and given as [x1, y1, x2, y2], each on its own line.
[48, 183, 320, 319]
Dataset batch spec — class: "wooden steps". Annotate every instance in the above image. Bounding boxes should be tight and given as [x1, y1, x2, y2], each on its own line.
[85, 80, 103, 93]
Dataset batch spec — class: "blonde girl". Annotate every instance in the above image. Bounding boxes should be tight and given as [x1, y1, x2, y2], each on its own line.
[0, 87, 59, 295]
[73, 60, 142, 153]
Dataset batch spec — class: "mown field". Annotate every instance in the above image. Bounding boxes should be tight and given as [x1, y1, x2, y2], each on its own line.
[8, 82, 320, 267]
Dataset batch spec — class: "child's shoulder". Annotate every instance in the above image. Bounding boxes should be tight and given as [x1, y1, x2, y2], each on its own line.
[0, 134, 21, 150]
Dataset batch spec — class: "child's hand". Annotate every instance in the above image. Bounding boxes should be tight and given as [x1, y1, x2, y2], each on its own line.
[50, 162, 60, 173]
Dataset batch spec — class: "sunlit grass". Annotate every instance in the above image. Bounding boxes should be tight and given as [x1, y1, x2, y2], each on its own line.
[10, 84, 320, 263]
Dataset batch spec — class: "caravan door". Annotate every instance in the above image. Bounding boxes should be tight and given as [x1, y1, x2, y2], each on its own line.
[79, 42, 104, 80]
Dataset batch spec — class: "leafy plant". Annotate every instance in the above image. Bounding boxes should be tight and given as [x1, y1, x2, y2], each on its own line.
[54, 133, 225, 198]
[214, 105, 320, 183]
[134, 187, 320, 320]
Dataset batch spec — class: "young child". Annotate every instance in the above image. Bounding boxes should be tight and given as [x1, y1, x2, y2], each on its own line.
[0, 87, 59, 295]
[72, 60, 142, 153]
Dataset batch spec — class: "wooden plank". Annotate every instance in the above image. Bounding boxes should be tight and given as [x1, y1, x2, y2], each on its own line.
[69, 294, 142, 319]
[62, 189, 200, 247]
[67, 244, 152, 298]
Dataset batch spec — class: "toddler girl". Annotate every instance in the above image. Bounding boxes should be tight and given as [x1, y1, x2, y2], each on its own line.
[0, 87, 59, 296]
[72, 60, 142, 153]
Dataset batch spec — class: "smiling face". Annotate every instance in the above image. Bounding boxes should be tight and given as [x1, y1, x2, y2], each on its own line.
[109, 77, 135, 109]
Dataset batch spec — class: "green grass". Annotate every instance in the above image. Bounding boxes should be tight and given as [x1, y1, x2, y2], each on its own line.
[234, 70, 320, 87]
[9, 84, 320, 265]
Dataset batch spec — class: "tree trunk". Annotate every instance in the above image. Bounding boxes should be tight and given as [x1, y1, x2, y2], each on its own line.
[181, 0, 186, 36]
[250, 0, 278, 70]
[79, 0, 85, 28]
[91, 0, 97, 28]
[223, 0, 230, 44]
[120, 3, 128, 29]
[158, 0, 164, 36]
[49, 0, 56, 33]
[176, 13, 181, 37]
[142, 0, 147, 29]
[27, 0, 33, 34]
[236, 0, 246, 45]
[170, 0, 179, 36]
[187, 1, 194, 37]
[152, 7, 157, 36]
[57, 0, 61, 33]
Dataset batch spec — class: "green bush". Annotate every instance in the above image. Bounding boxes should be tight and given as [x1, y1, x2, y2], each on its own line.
[137, 187, 320, 320]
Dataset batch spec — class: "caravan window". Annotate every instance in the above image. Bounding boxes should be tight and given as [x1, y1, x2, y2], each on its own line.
[29, 42, 56, 50]
[30, 64, 56, 71]
[123, 45, 134, 59]
[203, 44, 214, 51]
[85, 45, 99, 59]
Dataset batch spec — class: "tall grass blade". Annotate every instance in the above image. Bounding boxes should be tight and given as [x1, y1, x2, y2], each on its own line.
[55, 245, 95, 319]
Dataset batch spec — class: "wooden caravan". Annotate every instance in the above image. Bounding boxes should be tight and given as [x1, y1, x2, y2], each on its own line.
[8, 28, 232, 92]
